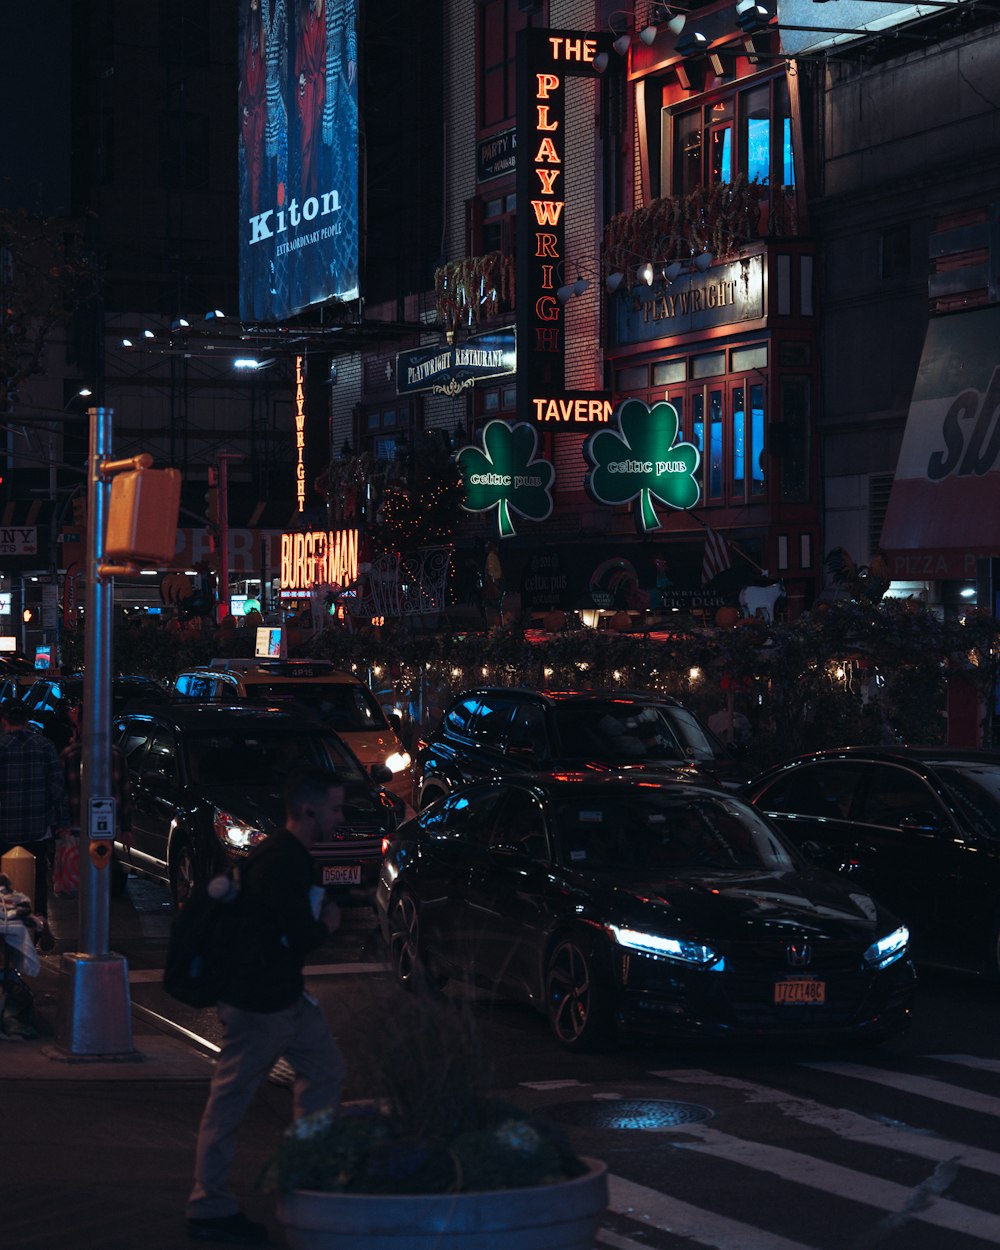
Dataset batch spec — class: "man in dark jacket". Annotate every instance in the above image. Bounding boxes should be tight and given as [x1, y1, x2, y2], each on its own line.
[186, 767, 346, 1245]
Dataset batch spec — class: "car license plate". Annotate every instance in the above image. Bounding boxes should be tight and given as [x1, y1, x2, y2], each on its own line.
[774, 978, 826, 1005]
[322, 864, 362, 886]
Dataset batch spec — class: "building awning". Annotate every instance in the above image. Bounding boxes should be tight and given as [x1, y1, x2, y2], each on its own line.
[880, 306, 1000, 582]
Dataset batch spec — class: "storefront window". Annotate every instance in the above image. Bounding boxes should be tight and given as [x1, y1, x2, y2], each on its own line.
[664, 72, 793, 197]
[708, 388, 724, 499]
[750, 381, 766, 496]
[733, 385, 746, 497]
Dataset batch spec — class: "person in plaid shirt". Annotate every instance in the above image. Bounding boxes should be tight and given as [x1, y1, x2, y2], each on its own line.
[0, 702, 71, 917]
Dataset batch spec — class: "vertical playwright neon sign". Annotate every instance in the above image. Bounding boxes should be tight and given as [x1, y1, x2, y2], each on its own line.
[515, 31, 606, 425]
[294, 354, 306, 512]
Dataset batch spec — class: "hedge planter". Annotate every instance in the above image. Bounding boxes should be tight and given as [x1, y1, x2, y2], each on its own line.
[276, 1156, 608, 1250]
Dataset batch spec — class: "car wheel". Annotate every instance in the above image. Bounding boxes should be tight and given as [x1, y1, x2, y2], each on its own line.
[545, 934, 615, 1051]
[110, 857, 129, 898]
[172, 840, 198, 909]
[388, 891, 445, 991]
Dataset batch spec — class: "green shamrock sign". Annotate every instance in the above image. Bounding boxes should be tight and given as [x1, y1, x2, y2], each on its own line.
[584, 398, 700, 532]
[457, 420, 555, 538]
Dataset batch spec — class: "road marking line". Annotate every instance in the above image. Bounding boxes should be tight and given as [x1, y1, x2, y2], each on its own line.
[803, 1061, 1000, 1117]
[606, 1174, 820, 1250]
[673, 1125, 1000, 1241]
[929, 1054, 1000, 1075]
[652, 1068, 1000, 1178]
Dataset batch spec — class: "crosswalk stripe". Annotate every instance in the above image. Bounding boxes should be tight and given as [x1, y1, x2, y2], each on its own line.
[929, 1054, 1000, 1075]
[607, 1173, 821, 1250]
[803, 1060, 1000, 1116]
[651, 1067, 1000, 1178]
[673, 1124, 1000, 1241]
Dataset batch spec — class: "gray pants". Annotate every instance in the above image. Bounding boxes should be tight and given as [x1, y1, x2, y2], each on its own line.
[187, 995, 345, 1219]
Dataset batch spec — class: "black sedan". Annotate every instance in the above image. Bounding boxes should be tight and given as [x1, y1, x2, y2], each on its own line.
[746, 746, 1000, 976]
[113, 702, 402, 905]
[375, 774, 914, 1049]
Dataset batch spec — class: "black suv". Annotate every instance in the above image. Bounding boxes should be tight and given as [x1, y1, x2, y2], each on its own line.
[23, 673, 168, 748]
[112, 702, 401, 906]
[415, 687, 749, 809]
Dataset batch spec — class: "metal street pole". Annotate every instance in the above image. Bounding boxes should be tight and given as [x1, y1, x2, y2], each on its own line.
[55, 405, 134, 1057]
[216, 451, 244, 623]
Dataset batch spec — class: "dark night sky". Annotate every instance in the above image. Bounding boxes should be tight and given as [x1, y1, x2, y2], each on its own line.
[2, 7, 73, 214]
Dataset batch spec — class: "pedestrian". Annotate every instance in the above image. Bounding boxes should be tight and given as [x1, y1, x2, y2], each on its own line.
[0, 701, 71, 918]
[186, 767, 347, 1246]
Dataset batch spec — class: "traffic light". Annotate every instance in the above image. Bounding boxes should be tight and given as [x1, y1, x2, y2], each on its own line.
[105, 467, 182, 565]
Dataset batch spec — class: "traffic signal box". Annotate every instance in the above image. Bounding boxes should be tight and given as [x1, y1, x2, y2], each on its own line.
[105, 466, 182, 565]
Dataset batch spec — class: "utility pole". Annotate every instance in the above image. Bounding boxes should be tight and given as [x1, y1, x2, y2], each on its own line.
[56, 406, 134, 1057]
[215, 451, 243, 623]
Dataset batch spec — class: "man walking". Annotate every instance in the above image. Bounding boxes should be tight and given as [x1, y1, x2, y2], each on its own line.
[186, 767, 347, 1246]
[0, 702, 71, 917]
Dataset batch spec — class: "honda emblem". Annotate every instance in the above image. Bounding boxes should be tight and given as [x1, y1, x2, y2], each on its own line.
[786, 942, 812, 967]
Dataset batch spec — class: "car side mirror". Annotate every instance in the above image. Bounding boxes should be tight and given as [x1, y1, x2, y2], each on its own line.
[370, 762, 393, 785]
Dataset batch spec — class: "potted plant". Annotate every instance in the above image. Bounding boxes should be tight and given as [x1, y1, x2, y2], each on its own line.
[260, 989, 608, 1249]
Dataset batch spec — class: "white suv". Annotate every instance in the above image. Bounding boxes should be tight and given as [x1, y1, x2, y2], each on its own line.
[173, 658, 414, 814]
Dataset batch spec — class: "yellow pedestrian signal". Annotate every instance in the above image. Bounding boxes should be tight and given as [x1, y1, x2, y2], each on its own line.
[105, 467, 182, 565]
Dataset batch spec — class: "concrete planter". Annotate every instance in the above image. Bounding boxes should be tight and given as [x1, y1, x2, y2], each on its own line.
[276, 1156, 608, 1250]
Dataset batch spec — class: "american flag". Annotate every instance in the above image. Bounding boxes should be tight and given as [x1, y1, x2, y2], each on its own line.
[701, 527, 732, 585]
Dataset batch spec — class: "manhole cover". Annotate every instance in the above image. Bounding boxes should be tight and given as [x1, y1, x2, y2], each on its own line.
[543, 1099, 714, 1131]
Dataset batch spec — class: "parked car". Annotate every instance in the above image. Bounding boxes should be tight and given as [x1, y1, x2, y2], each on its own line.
[172, 658, 414, 813]
[746, 747, 1000, 976]
[23, 673, 169, 748]
[112, 702, 402, 906]
[376, 773, 914, 1050]
[415, 687, 749, 809]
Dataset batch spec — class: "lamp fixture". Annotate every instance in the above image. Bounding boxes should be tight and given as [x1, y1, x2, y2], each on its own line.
[638, 261, 655, 286]
[663, 260, 685, 281]
[121, 338, 133, 348]
[606, 271, 626, 293]
[205, 309, 225, 320]
[613, 32, 632, 54]
[639, 22, 658, 44]
[171, 317, 190, 330]
[143, 329, 155, 339]
[693, 250, 714, 271]
[736, 2, 771, 33]
[593, 50, 610, 71]
[676, 29, 709, 56]
[667, 11, 686, 34]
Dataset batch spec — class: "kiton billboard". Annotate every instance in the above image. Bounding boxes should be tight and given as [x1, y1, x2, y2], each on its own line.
[238, 0, 360, 322]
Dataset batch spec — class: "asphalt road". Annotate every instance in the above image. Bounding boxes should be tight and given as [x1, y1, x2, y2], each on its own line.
[108, 879, 1000, 1250]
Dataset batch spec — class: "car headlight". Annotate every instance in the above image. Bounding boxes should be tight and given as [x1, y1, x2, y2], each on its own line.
[213, 808, 268, 851]
[607, 923, 720, 968]
[384, 751, 412, 774]
[863, 925, 909, 970]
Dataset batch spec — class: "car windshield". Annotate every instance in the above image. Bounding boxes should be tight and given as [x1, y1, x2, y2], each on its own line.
[552, 789, 796, 874]
[552, 702, 689, 765]
[935, 763, 1000, 838]
[660, 705, 727, 762]
[243, 683, 388, 732]
[186, 729, 365, 787]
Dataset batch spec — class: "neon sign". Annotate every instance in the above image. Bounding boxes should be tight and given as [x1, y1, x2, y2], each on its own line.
[280, 528, 358, 592]
[515, 30, 610, 422]
[584, 400, 701, 532]
[294, 355, 306, 513]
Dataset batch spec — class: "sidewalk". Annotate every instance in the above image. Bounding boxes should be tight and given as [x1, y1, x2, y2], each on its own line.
[2, 925, 290, 1249]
